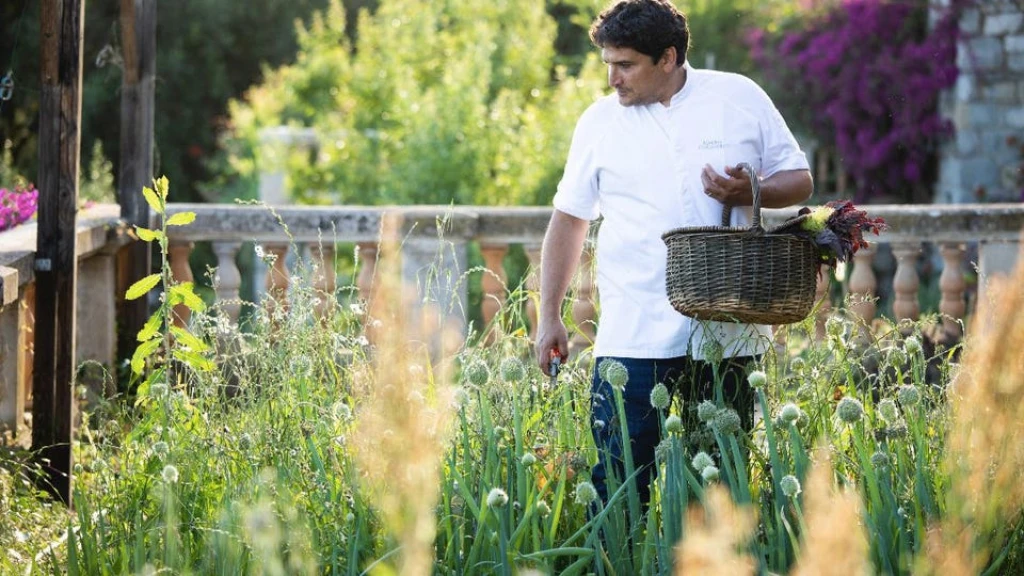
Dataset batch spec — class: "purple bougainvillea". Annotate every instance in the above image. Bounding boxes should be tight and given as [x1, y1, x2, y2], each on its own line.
[750, 1, 964, 203]
[0, 184, 39, 232]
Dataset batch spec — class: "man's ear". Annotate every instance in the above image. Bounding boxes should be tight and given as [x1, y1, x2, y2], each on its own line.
[660, 47, 677, 70]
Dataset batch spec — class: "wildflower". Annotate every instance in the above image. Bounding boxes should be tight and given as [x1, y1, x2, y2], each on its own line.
[836, 396, 865, 424]
[791, 357, 806, 372]
[650, 382, 670, 410]
[701, 465, 720, 483]
[692, 451, 715, 473]
[499, 357, 526, 383]
[161, 464, 179, 484]
[604, 360, 629, 390]
[780, 475, 801, 498]
[520, 453, 537, 467]
[877, 398, 899, 423]
[904, 335, 922, 355]
[665, 414, 684, 434]
[780, 403, 801, 425]
[574, 481, 598, 505]
[747, 370, 767, 389]
[152, 441, 169, 457]
[871, 451, 890, 469]
[697, 400, 718, 423]
[536, 500, 551, 518]
[711, 408, 742, 435]
[897, 384, 921, 407]
[463, 360, 490, 386]
[486, 488, 508, 508]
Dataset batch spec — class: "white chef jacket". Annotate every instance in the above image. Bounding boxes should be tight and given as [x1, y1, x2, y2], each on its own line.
[553, 63, 810, 360]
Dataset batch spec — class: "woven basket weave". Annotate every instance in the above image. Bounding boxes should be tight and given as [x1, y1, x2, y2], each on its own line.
[661, 162, 818, 325]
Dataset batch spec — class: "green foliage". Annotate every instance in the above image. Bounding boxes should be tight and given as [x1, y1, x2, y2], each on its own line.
[221, 0, 607, 206]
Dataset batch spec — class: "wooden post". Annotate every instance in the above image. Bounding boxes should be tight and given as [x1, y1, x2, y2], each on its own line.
[32, 0, 85, 504]
[116, 0, 156, 364]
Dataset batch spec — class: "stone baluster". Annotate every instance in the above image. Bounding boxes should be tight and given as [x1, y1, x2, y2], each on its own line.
[311, 244, 338, 320]
[212, 242, 243, 324]
[479, 243, 508, 344]
[892, 243, 921, 322]
[939, 243, 966, 336]
[356, 242, 378, 305]
[263, 243, 290, 317]
[524, 243, 542, 342]
[0, 267, 23, 437]
[169, 242, 194, 327]
[814, 265, 832, 339]
[570, 247, 597, 354]
[848, 244, 877, 327]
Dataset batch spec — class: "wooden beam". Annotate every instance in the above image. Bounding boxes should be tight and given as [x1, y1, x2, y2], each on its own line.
[117, 0, 156, 366]
[32, 0, 85, 505]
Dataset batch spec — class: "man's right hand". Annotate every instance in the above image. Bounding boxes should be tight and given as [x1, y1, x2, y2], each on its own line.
[535, 320, 570, 373]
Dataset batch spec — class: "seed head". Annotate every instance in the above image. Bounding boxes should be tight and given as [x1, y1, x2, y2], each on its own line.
[711, 408, 742, 435]
[780, 475, 801, 498]
[897, 384, 921, 407]
[692, 451, 715, 473]
[701, 465, 720, 483]
[836, 396, 865, 424]
[655, 438, 673, 462]
[536, 500, 551, 518]
[791, 357, 806, 372]
[701, 339, 724, 365]
[520, 453, 537, 467]
[780, 403, 801, 424]
[603, 360, 629, 390]
[464, 360, 491, 387]
[877, 398, 899, 423]
[697, 400, 718, 423]
[650, 383, 670, 410]
[574, 481, 598, 505]
[486, 488, 508, 508]
[665, 414, 684, 434]
[153, 441, 169, 457]
[150, 382, 168, 398]
[871, 451, 890, 469]
[499, 357, 526, 383]
[453, 386, 471, 408]
[747, 370, 767, 389]
[161, 464, 179, 484]
[904, 335, 922, 355]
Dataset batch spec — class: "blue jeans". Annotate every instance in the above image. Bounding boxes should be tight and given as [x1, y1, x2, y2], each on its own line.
[589, 355, 759, 505]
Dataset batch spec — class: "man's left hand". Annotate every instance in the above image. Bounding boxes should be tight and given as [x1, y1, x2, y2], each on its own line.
[701, 164, 754, 206]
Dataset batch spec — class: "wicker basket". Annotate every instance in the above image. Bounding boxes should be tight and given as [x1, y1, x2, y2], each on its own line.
[661, 162, 818, 325]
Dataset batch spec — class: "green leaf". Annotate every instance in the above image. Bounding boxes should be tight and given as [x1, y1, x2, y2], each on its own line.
[165, 211, 196, 227]
[134, 226, 164, 242]
[154, 176, 170, 200]
[131, 338, 162, 375]
[169, 282, 207, 312]
[170, 325, 209, 353]
[126, 273, 162, 300]
[142, 186, 163, 215]
[137, 311, 163, 342]
[173, 349, 215, 372]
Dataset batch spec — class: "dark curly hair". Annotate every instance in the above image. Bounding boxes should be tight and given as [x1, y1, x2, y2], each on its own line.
[589, 0, 690, 66]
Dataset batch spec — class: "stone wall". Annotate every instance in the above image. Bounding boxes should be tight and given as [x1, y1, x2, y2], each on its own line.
[937, 0, 1024, 203]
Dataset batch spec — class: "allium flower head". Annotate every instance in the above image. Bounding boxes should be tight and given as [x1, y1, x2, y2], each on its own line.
[711, 408, 743, 435]
[603, 360, 629, 390]
[536, 500, 551, 518]
[701, 339, 724, 365]
[152, 441, 169, 457]
[887, 345, 907, 366]
[650, 383, 670, 410]
[574, 481, 598, 505]
[903, 335, 922, 355]
[701, 465, 720, 483]
[691, 451, 715, 473]
[791, 357, 806, 372]
[780, 474, 801, 498]
[747, 370, 767, 389]
[161, 464, 179, 484]
[780, 403, 801, 424]
[453, 386, 471, 408]
[877, 398, 899, 423]
[499, 357, 526, 383]
[150, 382, 168, 398]
[897, 384, 921, 406]
[486, 488, 508, 508]
[836, 396, 865, 423]
[665, 414, 683, 434]
[464, 360, 490, 386]
[655, 438, 673, 462]
[697, 400, 718, 423]
[871, 451, 890, 469]
[825, 316, 847, 339]
[520, 453, 537, 467]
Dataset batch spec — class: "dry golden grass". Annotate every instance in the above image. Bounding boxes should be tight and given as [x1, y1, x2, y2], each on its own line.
[675, 486, 756, 575]
[351, 213, 457, 575]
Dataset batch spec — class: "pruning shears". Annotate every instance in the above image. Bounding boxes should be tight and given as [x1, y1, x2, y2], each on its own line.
[548, 347, 561, 388]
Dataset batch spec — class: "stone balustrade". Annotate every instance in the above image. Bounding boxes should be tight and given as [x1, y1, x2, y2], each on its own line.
[1, 201, 1023, 438]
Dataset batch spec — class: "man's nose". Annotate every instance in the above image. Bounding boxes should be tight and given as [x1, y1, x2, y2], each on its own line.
[608, 68, 620, 87]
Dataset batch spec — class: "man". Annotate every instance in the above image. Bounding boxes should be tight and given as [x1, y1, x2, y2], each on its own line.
[534, 0, 813, 504]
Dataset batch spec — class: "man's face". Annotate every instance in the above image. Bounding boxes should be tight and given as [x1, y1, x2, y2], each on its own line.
[602, 45, 673, 107]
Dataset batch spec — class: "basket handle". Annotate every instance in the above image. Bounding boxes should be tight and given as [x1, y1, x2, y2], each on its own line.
[719, 162, 762, 231]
